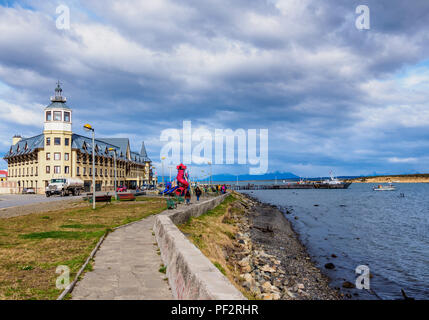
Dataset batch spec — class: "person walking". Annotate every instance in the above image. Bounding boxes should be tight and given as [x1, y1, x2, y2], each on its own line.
[185, 189, 191, 205]
[195, 186, 202, 201]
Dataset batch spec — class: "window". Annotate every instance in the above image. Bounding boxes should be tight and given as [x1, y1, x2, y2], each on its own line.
[46, 166, 50, 174]
[46, 153, 51, 160]
[89, 168, 92, 175]
[77, 167, 80, 175]
[46, 138, 51, 146]
[64, 112, 70, 122]
[46, 111, 52, 121]
[65, 153, 69, 161]
[65, 166, 70, 174]
[54, 166, 61, 174]
[54, 153, 61, 160]
[65, 138, 70, 146]
[83, 167, 87, 175]
[95, 168, 98, 176]
[54, 137, 61, 145]
[105, 169, 108, 176]
[54, 111, 62, 121]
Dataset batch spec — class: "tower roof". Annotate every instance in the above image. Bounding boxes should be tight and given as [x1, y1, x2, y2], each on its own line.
[140, 141, 148, 157]
[46, 81, 69, 108]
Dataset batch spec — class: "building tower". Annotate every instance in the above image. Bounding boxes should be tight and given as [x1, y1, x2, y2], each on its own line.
[43, 82, 73, 182]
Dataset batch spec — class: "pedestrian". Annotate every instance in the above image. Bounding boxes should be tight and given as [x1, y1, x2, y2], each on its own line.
[221, 184, 226, 194]
[185, 190, 191, 205]
[195, 186, 202, 201]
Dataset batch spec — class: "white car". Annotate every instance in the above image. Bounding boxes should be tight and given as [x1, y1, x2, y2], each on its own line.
[22, 188, 36, 194]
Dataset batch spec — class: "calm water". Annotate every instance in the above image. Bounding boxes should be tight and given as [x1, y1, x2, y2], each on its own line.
[242, 183, 429, 300]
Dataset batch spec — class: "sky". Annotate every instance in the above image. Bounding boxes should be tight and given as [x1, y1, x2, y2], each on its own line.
[0, 0, 429, 178]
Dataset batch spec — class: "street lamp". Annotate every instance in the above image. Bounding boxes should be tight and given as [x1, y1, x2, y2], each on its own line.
[152, 166, 156, 187]
[161, 156, 166, 196]
[108, 148, 117, 200]
[168, 165, 173, 182]
[208, 161, 212, 186]
[84, 124, 96, 210]
[161, 156, 166, 185]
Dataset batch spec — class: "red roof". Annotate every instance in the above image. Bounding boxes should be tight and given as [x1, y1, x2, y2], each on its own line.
[0, 170, 8, 177]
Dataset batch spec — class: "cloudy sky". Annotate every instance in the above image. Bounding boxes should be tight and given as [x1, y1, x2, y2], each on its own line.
[0, 0, 429, 177]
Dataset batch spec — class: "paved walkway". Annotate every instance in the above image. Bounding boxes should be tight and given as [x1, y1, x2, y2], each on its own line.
[72, 215, 172, 300]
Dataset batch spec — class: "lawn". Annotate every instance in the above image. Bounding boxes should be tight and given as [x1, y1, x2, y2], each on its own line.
[178, 193, 254, 299]
[0, 197, 166, 300]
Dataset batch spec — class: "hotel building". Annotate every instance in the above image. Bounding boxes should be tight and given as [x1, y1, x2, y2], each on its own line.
[3, 84, 154, 194]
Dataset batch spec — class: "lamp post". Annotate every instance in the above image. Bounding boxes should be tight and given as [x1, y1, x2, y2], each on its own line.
[161, 156, 166, 186]
[152, 166, 156, 187]
[161, 156, 166, 196]
[84, 124, 96, 210]
[208, 161, 212, 186]
[168, 165, 173, 182]
[108, 148, 117, 201]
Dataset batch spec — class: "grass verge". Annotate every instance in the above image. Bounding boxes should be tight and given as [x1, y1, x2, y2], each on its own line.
[178, 193, 253, 299]
[0, 198, 166, 300]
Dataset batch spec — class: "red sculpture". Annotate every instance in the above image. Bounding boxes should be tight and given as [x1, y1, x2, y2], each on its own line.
[175, 163, 189, 196]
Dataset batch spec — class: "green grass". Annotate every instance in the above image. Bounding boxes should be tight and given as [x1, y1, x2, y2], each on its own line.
[59, 224, 107, 229]
[159, 264, 167, 274]
[20, 230, 105, 240]
[0, 198, 167, 300]
[213, 262, 226, 275]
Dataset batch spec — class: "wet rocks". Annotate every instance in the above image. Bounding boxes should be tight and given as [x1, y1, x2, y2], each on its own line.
[228, 193, 341, 301]
[342, 281, 355, 289]
[324, 263, 335, 270]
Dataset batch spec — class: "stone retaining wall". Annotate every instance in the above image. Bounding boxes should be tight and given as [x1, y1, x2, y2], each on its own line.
[154, 194, 245, 300]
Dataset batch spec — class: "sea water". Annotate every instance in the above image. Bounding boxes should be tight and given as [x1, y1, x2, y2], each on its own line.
[242, 183, 429, 300]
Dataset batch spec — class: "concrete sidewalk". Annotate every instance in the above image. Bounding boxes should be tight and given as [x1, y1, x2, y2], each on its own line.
[72, 215, 172, 300]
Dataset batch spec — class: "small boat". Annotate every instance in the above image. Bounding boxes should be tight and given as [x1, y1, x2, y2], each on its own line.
[373, 183, 396, 191]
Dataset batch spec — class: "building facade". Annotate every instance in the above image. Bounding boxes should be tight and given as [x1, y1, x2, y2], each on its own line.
[0, 170, 7, 182]
[3, 84, 154, 194]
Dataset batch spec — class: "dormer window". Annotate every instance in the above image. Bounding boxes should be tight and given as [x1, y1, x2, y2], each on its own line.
[54, 111, 62, 121]
[46, 111, 52, 121]
[64, 112, 70, 122]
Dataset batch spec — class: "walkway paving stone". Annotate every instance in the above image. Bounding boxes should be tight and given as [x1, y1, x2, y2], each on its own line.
[72, 215, 172, 300]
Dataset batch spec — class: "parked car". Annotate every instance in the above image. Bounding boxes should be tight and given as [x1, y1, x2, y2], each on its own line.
[116, 186, 127, 192]
[22, 188, 36, 194]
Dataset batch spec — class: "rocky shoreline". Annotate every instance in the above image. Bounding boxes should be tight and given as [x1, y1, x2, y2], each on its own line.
[229, 192, 341, 300]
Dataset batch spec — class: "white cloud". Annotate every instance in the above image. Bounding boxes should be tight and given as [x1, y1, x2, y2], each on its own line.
[387, 157, 418, 163]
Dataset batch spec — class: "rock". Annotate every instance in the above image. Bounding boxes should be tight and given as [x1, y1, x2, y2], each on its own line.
[243, 273, 252, 283]
[271, 285, 281, 294]
[272, 293, 281, 300]
[324, 263, 335, 269]
[331, 254, 337, 258]
[283, 288, 296, 299]
[342, 281, 355, 289]
[261, 293, 273, 300]
[250, 284, 261, 296]
[297, 283, 305, 290]
[273, 279, 283, 288]
[261, 281, 272, 293]
[261, 265, 276, 273]
[238, 257, 252, 273]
